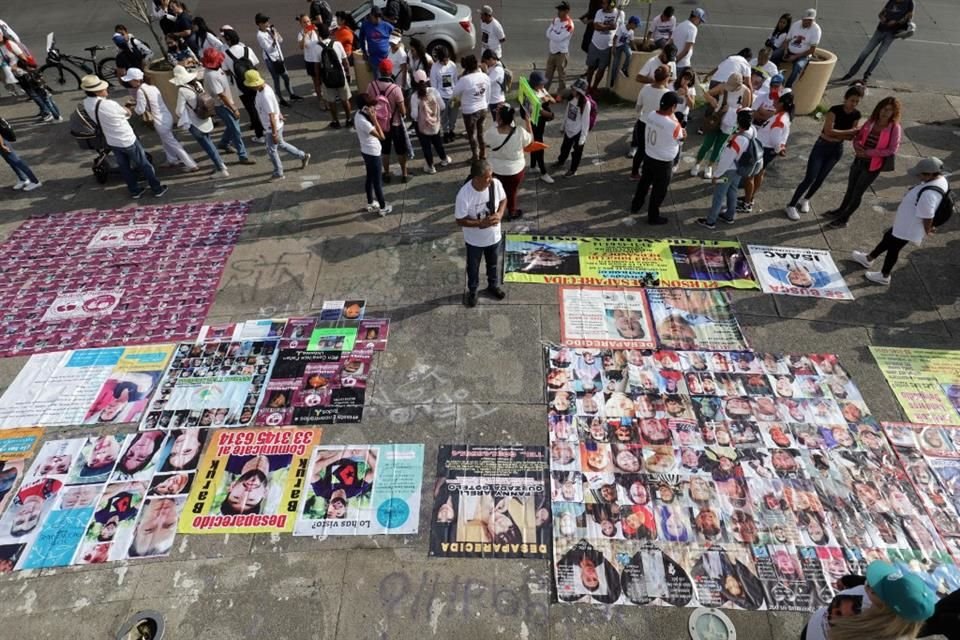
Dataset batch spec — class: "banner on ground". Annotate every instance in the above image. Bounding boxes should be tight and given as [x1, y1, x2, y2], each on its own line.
[646, 289, 748, 351]
[429, 444, 550, 559]
[178, 427, 322, 534]
[0, 345, 175, 429]
[294, 444, 424, 536]
[559, 287, 656, 349]
[0, 429, 44, 538]
[748, 245, 853, 300]
[504, 235, 756, 289]
[871, 347, 960, 426]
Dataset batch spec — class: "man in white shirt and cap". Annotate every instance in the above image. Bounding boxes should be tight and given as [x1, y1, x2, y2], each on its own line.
[771, 8, 822, 88]
[81, 74, 167, 199]
[851, 157, 950, 285]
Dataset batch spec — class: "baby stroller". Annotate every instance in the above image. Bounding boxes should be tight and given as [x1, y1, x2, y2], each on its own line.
[68, 102, 152, 184]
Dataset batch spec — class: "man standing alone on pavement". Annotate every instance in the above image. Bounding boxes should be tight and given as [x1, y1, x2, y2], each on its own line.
[545, 1, 574, 92]
[839, 0, 913, 85]
[456, 159, 507, 308]
[631, 91, 684, 225]
[81, 74, 166, 199]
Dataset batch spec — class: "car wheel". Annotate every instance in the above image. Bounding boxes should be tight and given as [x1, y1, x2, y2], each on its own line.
[427, 40, 453, 62]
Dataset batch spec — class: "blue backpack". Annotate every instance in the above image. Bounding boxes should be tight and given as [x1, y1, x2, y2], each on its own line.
[736, 132, 764, 178]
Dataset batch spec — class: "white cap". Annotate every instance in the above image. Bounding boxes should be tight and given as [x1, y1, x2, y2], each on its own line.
[803, 8, 817, 19]
[120, 68, 144, 82]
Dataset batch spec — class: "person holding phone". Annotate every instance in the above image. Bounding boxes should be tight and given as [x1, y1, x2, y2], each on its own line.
[455, 159, 506, 307]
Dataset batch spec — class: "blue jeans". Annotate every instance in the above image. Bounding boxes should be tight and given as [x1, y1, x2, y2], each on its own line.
[440, 97, 457, 134]
[188, 125, 225, 171]
[361, 152, 385, 207]
[1, 145, 38, 183]
[789, 138, 844, 206]
[609, 45, 632, 87]
[265, 58, 294, 99]
[465, 241, 501, 292]
[265, 128, 306, 177]
[25, 86, 60, 118]
[215, 105, 249, 160]
[707, 169, 741, 224]
[771, 47, 809, 88]
[845, 30, 896, 79]
[111, 140, 162, 195]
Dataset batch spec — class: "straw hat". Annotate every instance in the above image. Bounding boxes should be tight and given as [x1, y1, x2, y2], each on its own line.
[80, 75, 109, 92]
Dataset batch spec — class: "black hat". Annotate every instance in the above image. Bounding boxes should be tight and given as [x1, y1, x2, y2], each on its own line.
[659, 91, 681, 110]
[255, 13, 270, 24]
[556, 1, 571, 10]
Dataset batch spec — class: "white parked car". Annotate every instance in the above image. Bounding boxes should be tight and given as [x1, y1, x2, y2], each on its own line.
[351, 0, 476, 59]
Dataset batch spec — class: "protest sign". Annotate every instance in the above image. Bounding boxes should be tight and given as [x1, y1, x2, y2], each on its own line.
[646, 289, 748, 351]
[505, 236, 756, 289]
[294, 444, 424, 536]
[178, 427, 322, 534]
[559, 287, 656, 349]
[748, 245, 854, 300]
[872, 347, 960, 426]
[429, 444, 550, 558]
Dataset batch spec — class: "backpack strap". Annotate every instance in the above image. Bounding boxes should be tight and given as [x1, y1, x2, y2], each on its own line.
[487, 181, 496, 215]
[916, 185, 946, 204]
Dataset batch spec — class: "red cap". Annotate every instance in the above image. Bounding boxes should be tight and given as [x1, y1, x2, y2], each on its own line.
[202, 48, 225, 69]
[378, 59, 393, 76]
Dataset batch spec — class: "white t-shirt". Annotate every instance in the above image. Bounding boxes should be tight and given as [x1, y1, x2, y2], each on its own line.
[223, 44, 259, 76]
[256, 29, 284, 62]
[711, 55, 751, 85]
[486, 125, 533, 176]
[456, 178, 506, 247]
[134, 83, 173, 130]
[716, 126, 755, 174]
[546, 16, 575, 54]
[590, 9, 622, 50]
[639, 55, 676, 81]
[649, 15, 676, 41]
[431, 60, 458, 100]
[752, 58, 779, 80]
[636, 84, 669, 121]
[487, 63, 505, 106]
[671, 20, 698, 67]
[614, 23, 635, 48]
[720, 86, 750, 132]
[354, 111, 381, 156]
[480, 18, 505, 58]
[254, 84, 283, 133]
[894, 176, 947, 244]
[805, 586, 874, 640]
[757, 111, 791, 151]
[388, 46, 409, 88]
[0, 19, 21, 43]
[675, 84, 695, 117]
[83, 97, 137, 148]
[299, 29, 322, 63]
[785, 21, 822, 55]
[203, 68, 236, 106]
[563, 98, 591, 144]
[453, 72, 490, 115]
[176, 85, 213, 132]
[644, 111, 683, 161]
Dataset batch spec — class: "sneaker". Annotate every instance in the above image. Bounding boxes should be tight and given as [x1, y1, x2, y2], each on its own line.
[380, 204, 393, 216]
[822, 209, 841, 217]
[365, 203, 381, 214]
[826, 219, 847, 229]
[280, 98, 291, 107]
[798, 198, 811, 213]
[439, 157, 451, 167]
[153, 185, 168, 197]
[424, 165, 437, 175]
[269, 174, 286, 182]
[484, 286, 507, 300]
[695, 217, 716, 230]
[12, 180, 26, 190]
[464, 291, 478, 307]
[252, 136, 265, 143]
[626, 148, 637, 158]
[564, 170, 576, 178]
[851, 250, 874, 269]
[736, 201, 753, 214]
[540, 173, 555, 184]
[328, 121, 342, 129]
[865, 271, 891, 286]
[300, 153, 311, 169]
[703, 166, 713, 180]
[215, 169, 230, 178]
[238, 157, 256, 165]
[719, 215, 736, 225]
[41, 114, 54, 122]
[785, 206, 800, 221]
[22, 181, 41, 192]
[131, 188, 147, 199]
[690, 163, 701, 177]
[290, 94, 304, 101]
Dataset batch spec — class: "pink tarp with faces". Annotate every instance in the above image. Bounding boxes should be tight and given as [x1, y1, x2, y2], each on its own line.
[0, 201, 249, 358]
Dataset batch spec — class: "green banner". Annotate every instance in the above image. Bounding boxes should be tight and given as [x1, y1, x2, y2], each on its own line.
[871, 347, 960, 426]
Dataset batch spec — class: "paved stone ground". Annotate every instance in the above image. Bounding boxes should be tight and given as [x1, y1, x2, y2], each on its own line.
[3, 1, 960, 639]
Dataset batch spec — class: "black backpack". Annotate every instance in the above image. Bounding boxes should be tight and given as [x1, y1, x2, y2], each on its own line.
[917, 185, 956, 227]
[0, 116, 15, 142]
[226, 46, 255, 91]
[318, 41, 346, 89]
[310, 0, 333, 25]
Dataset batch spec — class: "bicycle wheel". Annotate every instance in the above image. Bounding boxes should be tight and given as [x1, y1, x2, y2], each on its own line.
[98, 57, 118, 82]
[38, 63, 81, 93]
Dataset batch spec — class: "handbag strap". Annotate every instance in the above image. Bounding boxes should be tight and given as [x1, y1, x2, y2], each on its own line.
[490, 126, 516, 152]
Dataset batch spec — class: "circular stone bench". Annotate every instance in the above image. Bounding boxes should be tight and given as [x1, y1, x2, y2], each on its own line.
[777, 48, 838, 115]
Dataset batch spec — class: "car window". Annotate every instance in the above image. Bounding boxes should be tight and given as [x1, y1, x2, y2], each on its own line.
[411, 6, 435, 22]
[351, 1, 372, 24]
[421, 0, 457, 16]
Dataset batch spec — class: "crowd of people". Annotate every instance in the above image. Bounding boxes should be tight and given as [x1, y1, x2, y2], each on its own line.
[0, 0, 949, 292]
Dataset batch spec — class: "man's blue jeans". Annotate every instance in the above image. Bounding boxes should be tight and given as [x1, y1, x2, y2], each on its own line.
[771, 47, 810, 88]
[845, 30, 896, 79]
[110, 140, 162, 195]
[1, 145, 38, 183]
[215, 105, 249, 160]
[188, 125, 226, 171]
[465, 241, 500, 292]
[707, 169, 741, 224]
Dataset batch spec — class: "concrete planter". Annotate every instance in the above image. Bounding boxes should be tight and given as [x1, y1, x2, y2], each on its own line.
[779, 48, 837, 115]
[144, 58, 178, 113]
[613, 49, 660, 104]
[354, 51, 373, 95]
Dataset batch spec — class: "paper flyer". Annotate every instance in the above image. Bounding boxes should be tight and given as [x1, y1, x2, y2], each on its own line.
[748, 245, 854, 300]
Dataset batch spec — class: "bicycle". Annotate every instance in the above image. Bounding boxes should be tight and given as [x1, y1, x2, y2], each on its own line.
[38, 32, 117, 93]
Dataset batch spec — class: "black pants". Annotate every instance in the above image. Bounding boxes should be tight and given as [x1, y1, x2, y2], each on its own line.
[530, 117, 547, 173]
[416, 130, 447, 167]
[789, 138, 844, 207]
[465, 241, 500, 292]
[631, 119, 646, 175]
[558, 133, 584, 173]
[632, 156, 673, 220]
[239, 90, 264, 138]
[836, 157, 880, 223]
[868, 228, 910, 276]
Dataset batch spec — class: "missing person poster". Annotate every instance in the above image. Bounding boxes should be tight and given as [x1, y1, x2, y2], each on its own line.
[871, 347, 960, 426]
[748, 245, 854, 300]
[0, 345, 174, 429]
[504, 235, 756, 289]
[293, 444, 424, 536]
[178, 427, 322, 534]
[429, 444, 550, 558]
[646, 289, 749, 351]
[559, 287, 656, 349]
[0, 429, 43, 521]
